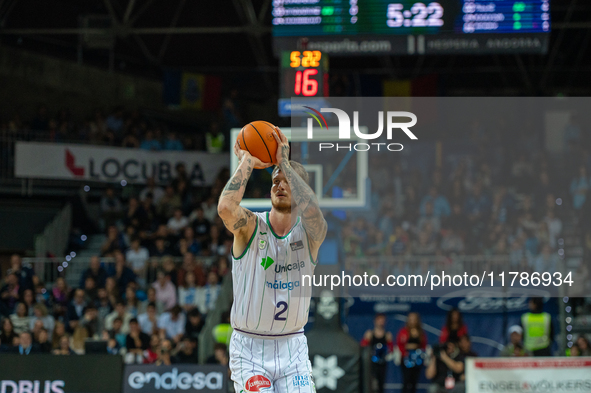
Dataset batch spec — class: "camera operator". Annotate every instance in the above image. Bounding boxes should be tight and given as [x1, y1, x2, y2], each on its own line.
[425, 341, 465, 393]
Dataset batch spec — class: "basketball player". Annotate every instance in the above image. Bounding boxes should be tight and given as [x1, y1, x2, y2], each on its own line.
[218, 127, 326, 393]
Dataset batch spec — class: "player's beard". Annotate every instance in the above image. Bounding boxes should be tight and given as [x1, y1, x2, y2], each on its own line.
[271, 197, 292, 214]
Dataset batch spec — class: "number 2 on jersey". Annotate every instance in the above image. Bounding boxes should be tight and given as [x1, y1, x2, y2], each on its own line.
[274, 301, 288, 321]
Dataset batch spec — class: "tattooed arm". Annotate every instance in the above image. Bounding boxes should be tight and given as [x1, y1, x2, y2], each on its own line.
[272, 128, 327, 259]
[218, 139, 272, 257]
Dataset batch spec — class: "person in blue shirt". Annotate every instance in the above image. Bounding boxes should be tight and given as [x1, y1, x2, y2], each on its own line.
[164, 131, 184, 151]
[140, 130, 162, 151]
[420, 186, 451, 218]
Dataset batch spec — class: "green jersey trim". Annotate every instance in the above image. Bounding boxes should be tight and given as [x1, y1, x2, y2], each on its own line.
[266, 211, 300, 239]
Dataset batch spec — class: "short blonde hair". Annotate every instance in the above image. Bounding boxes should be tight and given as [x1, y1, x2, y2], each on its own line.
[272, 161, 309, 184]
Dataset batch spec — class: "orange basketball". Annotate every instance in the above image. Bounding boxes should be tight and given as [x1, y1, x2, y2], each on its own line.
[238, 121, 278, 167]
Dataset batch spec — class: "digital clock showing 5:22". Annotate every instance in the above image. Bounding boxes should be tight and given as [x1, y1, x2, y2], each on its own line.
[387, 2, 444, 28]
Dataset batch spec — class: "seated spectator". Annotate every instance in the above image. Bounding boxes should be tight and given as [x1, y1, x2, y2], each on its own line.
[155, 339, 174, 366]
[181, 227, 201, 256]
[29, 303, 55, 335]
[0, 273, 20, 317]
[105, 301, 133, 334]
[421, 187, 451, 218]
[123, 197, 148, 229]
[439, 309, 468, 344]
[164, 131, 184, 151]
[140, 130, 162, 151]
[158, 186, 182, 219]
[126, 318, 150, 363]
[79, 256, 107, 289]
[425, 341, 465, 393]
[101, 225, 126, 256]
[167, 208, 189, 236]
[66, 289, 87, 333]
[174, 336, 199, 364]
[10, 302, 31, 334]
[576, 335, 591, 356]
[152, 270, 177, 311]
[139, 287, 164, 315]
[178, 252, 206, 288]
[196, 271, 221, 315]
[178, 271, 199, 312]
[51, 321, 67, 351]
[201, 196, 218, 223]
[108, 317, 127, 349]
[389, 226, 410, 256]
[83, 276, 98, 303]
[158, 305, 186, 344]
[569, 343, 582, 356]
[124, 286, 141, 317]
[500, 325, 531, 357]
[53, 335, 74, 355]
[0, 318, 18, 347]
[458, 335, 477, 357]
[108, 251, 136, 294]
[12, 331, 39, 355]
[150, 237, 171, 258]
[51, 277, 70, 319]
[206, 343, 229, 367]
[104, 277, 120, 308]
[185, 309, 204, 342]
[35, 327, 51, 353]
[95, 288, 113, 333]
[138, 302, 160, 335]
[144, 334, 161, 364]
[140, 177, 165, 205]
[126, 238, 149, 283]
[189, 206, 211, 244]
[79, 305, 100, 338]
[8, 254, 35, 293]
[22, 289, 36, 316]
[100, 188, 124, 230]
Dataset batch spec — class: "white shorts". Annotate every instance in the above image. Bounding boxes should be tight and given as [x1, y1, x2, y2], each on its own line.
[229, 330, 316, 393]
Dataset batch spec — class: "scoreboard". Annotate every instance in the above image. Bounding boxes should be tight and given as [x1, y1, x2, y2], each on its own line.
[273, 0, 550, 55]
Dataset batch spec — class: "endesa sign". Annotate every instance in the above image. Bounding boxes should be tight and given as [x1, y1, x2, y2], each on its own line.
[123, 365, 226, 393]
[14, 142, 229, 186]
[0, 355, 123, 393]
[466, 357, 591, 393]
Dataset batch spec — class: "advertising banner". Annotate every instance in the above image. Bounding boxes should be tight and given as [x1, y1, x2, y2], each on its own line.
[0, 354, 123, 393]
[14, 142, 229, 186]
[122, 365, 227, 393]
[466, 357, 591, 393]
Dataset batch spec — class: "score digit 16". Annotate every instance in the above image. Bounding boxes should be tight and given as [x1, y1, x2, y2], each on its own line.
[294, 69, 319, 96]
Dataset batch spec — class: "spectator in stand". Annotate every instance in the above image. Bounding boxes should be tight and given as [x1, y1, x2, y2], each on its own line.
[361, 313, 394, 393]
[417, 202, 441, 234]
[196, 271, 221, 315]
[10, 302, 30, 334]
[124, 286, 141, 317]
[167, 208, 189, 237]
[206, 343, 229, 367]
[185, 308, 205, 343]
[79, 305, 100, 338]
[51, 276, 70, 319]
[66, 289, 87, 333]
[152, 270, 177, 311]
[158, 305, 186, 344]
[161, 257, 179, 287]
[140, 130, 162, 151]
[181, 227, 201, 256]
[396, 312, 427, 393]
[105, 301, 133, 334]
[178, 252, 206, 287]
[570, 165, 589, 210]
[126, 318, 150, 363]
[425, 341, 465, 393]
[421, 187, 451, 218]
[109, 251, 136, 294]
[173, 336, 199, 364]
[207, 225, 224, 256]
[100, 188, 124, 230]
[520, 297, 554, 356]
[543, 209, 562, 249]
[106, 107, 124, 137]
[1, 274, 20, 317]
[575, 335, 591, 356]
[143, 334, 160, 364]
[150, 237, 170, 258]
[531, 244, 557, 273]
[51, 321, 66, 351]
[29, 303, 55, 335]
[35, 327, 51, 353]
[108, 317, 127, 348]
[0, 318, 18, 347]
[138, 302, 160, 336]
[53, 335, 74, 355]
[8, 254, 35, 293]
[458, 335, 477, 357]
[500, 325, 531, 357]
[12, 331, 38, 355]
[139, 287, 164, 315]
[22, 289, 36, 316]
[189, 206, 211, 245]
[126, 238, 149, 285]
[79, 256, 107, 289]
[105, 276, 120, 307]
[95, 288, 113, 333]
[123, 197, 148, 230]
[439, 308, 468, 344]
[205, 122, 225, 154]
[101, 225, 126, 256]
[140, 177, 165, 205]
[164, 131, 184, 151]
[201, 195, 218, 223]
[178, 271, 199, 312]
[83, 276, 98, 303]
[103, 329, 121, 355]
[158, 186, 182, 219]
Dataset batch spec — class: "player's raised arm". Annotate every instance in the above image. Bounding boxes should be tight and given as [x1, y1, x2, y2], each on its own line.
[272, 127, 327, 252]
[218, 139, 272, 255]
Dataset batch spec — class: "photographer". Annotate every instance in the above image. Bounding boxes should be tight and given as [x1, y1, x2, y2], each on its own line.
[425, 341, 465, 393]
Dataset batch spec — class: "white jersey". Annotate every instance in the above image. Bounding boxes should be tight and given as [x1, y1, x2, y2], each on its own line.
[231, 211, 317, 337]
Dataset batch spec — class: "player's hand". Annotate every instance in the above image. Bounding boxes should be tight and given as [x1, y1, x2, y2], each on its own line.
[234, 139, 272, 170]
[272, 126, 289, 166]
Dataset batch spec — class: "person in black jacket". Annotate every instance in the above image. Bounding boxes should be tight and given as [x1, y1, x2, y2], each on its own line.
[12, 331, 39, 355]
[79, 256, 107, 289]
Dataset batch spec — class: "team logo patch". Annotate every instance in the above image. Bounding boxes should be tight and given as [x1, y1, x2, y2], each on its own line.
[261, 256, 275, 270]
[258, 239, 267, 250]
[245, 375, 271, 392]
[293, 375, 310, 388]
[290, 240, 304, 251]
